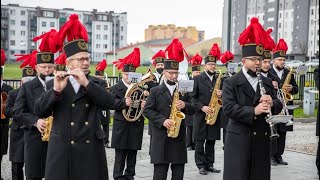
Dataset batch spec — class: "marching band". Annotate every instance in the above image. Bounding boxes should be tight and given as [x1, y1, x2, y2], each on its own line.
[0, 14, 319, 180]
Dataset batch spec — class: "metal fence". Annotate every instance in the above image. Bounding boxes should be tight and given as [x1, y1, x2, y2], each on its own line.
[3, 72, 318, 100]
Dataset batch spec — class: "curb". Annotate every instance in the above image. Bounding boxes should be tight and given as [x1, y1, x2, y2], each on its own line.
[294, 118, 316, 123]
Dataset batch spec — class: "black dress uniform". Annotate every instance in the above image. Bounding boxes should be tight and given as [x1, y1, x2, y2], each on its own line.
[190, 72, 221, 171]
[143, 82, 195, 180]
[12, 77, 48, 179]
[110, 79, 144, 180]
[269, 66, 298, 163]
[314, 66, 319, 174]
[35, 75, 114, 180]
[1, 81, 13, 174]
[222, 70, 282, 180]
[100, 108, 111, 145]
[5, 88, 25, 180]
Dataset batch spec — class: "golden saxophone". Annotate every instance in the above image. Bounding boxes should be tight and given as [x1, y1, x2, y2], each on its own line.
[205, 70, 222, 125]
[41, 116, 53, 142]
[281, 66, 294, 102]
[167, 85, 186, 138]
[123, 69, 155, 122]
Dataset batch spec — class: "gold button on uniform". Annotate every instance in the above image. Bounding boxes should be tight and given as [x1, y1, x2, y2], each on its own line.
[70, 122, 75, 126]
[85, 122, 89, 125]
[265, 132, 268, 135]
[86, 140, 90, 144]
[71, 140, 75, 144]
[85, 104, 89, 107]
[253, 132, 256, 135]
[254, 116, 257, 120]
[72, 103, 75, 107]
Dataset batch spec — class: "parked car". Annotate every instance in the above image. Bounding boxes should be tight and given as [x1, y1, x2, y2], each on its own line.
[285, 60, 304, 68]
[305, 59, 319, 67]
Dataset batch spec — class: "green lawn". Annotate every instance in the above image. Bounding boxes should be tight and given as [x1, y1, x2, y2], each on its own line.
[293, 107, 318, 118]
[3, 63, 228, 79]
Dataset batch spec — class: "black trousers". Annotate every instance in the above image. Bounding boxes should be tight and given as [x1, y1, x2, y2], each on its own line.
[12, 162, 24, 180]
[102, 124, 109, 144]
[271, 131, 286, 159]
[222, 128, 227, 144]
[26, 178, 41, 180]
[153, 163, 184, 180]
[113, 149, 137, 180]
[316, 138, 319, 173]
[186, 126, 194, 148]
[194, 140, 216, 169]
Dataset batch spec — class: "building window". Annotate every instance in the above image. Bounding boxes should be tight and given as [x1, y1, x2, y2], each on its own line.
[267, 17, 274, 22]
[10, 40, 15, 46]
[10, 10, 15, 15]
[104, 44, 108, 49]
[279, 13, 282, 18]
[296, 15, 299, 19]
[43, 11, 54, 18]
[296, 25, 299, 29]
[279, 3, 282, 9]
[50, 22, 55, 27]
[97, 25, 101, 30]
[96, 44, 100, 49]
[103, 35, 108, 40]
[10, 30, 15, 36]
[121, 36, 123, 40]
[96, 34, 100, 39]
[10, 50, 15, 55]
[10, 20, 15, 25]
[121, 26, 124, 32]
[104, 25, 108, 30]
[42, 22, 46, 27]
[267, 8, 275, 12]
[311, 9, 314, 15]
[20, 50, 26, 54]
[279, 23, 281, 28]
[297, 5, 300, 9]
[21, 10, 25, 16]
[21, 31, 26, 36]
[21, 20, 26, 26]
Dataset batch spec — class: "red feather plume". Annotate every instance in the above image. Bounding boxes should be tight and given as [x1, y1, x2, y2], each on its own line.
[1, 49, 6, 66]
[165, 38, 189, 62]
[220, 51, 234, 64]
[57, 14, 88, 47]
[264, 29, 276, 51]
[209, 43, 221, 59]
[151, 50, 166, 67]
[96, 59, 107, 71]
[113, 48, 140, 70]
[273, 39, 288, 52]
[238, 17, 268, 46]
[33, 29, 60, 53]
[15, 50, 38, 69]
[55, 53, 67, 65]
[188, 53, 202, 66]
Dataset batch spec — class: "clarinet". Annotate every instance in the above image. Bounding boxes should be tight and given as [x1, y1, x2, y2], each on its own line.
[257, 71, 279, 139]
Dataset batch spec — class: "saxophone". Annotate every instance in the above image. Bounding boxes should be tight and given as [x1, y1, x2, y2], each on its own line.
[281, 66, 294, 102]
[167, 86, 186, 138]
[41, 116, 53, 141]
[205, 70, 222, 125]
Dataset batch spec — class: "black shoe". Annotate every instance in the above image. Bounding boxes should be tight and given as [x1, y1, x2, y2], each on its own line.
[207, 167, 221, 173]
[125, 176, 134, 180]
[276, 158, 288, 165]
[271, 157, 277, 166]
[199, 168, 207, 175]
[187, 146, 194, 151]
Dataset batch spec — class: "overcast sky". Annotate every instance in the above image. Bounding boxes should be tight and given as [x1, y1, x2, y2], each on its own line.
[2, 0, 224, 44]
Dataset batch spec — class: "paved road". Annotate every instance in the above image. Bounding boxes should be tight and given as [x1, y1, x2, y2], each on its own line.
[1, 122, 319, 180]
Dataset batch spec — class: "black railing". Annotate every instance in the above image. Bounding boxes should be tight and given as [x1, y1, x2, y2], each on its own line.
[3, 72, 318, 100]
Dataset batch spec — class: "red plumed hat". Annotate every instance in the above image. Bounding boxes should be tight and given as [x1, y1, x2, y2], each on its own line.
[113, 48, 140, 72]
[204, 43, 221, 63]
[95, 59, 107, 76]
[220, 51, 234, 64]
[272, 39, 288, 59]
[54, 53, 67, 71]
[1, 49, 6, 66]
[188, 53, 202, 66]
[151, 50, 166, 67]
[15, 50, 38, 69]
[164, 38, 188, 70]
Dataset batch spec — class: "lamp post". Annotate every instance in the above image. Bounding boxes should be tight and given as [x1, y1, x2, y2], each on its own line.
[112, 15, 119, 76]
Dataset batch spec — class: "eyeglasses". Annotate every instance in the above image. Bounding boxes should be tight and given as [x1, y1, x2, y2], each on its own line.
[166, 71, 179, 75]
[70, 57, 91, 63]
[245, 57, 263, 62]
[38, 65, 54, 69]
[206, 63, 216, 66]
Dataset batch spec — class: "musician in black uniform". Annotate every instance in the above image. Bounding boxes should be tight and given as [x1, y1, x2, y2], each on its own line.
[314, 66, 319, 174]
[146, 50, 166, 155]
[143, 39, 194, 180]
[222, 17, 283, 180]
[185, 53, 202, 151]
[1, 53, 14, 179]
[110, 48, 145, 180]
[190, 44, 222, 175]
[269, 39, 298, 166]
[5, 67, 37, 180]
[219, 50, 236, 146]
[95, 59, 111, 148]
[35, 14, 115, 180]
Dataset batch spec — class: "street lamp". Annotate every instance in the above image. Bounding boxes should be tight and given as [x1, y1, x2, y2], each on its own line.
[112, 15, 119, 76]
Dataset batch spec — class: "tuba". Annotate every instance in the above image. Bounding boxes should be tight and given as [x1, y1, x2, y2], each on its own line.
[281, 66, 294, 102]
[205, 70, 222, 125]
[122, 69, 155, 122]
[167, 84, 186, 138]
[41, 116, 53, 141]
[1, 92, 8, 119]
